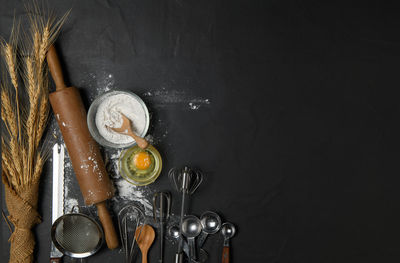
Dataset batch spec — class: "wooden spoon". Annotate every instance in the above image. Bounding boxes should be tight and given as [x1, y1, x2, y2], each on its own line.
[135, 224, 155, 263]
[108, 113, 149, 149]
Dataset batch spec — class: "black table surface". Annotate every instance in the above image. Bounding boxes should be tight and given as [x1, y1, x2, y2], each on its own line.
[2, 1, 400, 262]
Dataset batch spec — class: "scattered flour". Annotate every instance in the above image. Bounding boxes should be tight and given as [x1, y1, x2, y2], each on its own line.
[63, 155, 80, 214]
[113, 178, 153, 216]
[142, 88, 211, 110]
[189, 98, 210, 110]
[64, 197, 79, 214]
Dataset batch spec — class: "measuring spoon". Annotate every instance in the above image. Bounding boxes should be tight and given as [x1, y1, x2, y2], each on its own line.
[197, 211, 221, 248]
[221, 223, 236, 263]
[181, 216, 202, 261]
[168, 225, 208, 263]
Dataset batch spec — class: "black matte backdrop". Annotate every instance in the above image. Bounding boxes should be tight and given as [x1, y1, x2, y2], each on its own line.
[2, 1, 400, 262]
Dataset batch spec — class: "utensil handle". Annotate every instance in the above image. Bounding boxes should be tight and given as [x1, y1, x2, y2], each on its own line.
[188, 237, 197, 261]
[47, 45, 67, 91]
[130, 132, 149, 149]
[197, 232, 208, 249]
[177, 191, 187, 254]
[96, 201, 119, 249]
[142, 251, 148, 263]
[160, 222, 165, 263]
[174, 252, 184, 263]
[222, 246, 230, 263]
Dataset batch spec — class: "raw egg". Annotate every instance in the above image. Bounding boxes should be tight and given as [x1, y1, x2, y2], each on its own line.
[133, 151, 152, 170]
[120, 145, 162, 186]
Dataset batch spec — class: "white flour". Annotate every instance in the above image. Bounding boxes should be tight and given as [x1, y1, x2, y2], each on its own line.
[142, 88, 211, 110]
[95, 94, 147, 145]
[113, 179, 153, 216]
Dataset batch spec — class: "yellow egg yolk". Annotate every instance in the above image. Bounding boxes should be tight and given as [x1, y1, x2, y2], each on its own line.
[133, 151, 151, 170]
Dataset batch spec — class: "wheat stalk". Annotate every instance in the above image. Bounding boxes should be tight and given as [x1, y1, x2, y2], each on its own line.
[33, 152, 45, 181]
[1, 89, 14, 136]
[38, 25, 49, 65]
[25, 55, 40, 177]
[1, 139, 18, 187]
[0, 88, 24, 185]
[3, 44, 18, 92]
[33, 31, 40, 62]
[36, 88, 49, 147]
[34, 26, 50, 148]
[2, 44, 22, 140]
[1, 7, 69, 188]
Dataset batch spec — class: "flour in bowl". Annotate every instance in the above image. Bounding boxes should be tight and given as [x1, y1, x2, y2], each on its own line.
[95, 93, 147, 145]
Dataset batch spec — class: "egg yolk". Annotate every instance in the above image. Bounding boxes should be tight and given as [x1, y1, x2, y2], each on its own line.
[133, 151, 151, 170]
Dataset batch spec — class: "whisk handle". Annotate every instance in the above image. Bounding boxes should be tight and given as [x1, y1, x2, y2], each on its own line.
[97, 201, 119, 249]
[160, 222, 165, 263]
[174, 253, 184, 263]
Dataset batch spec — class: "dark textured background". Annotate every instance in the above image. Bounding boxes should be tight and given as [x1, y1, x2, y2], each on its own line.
[2, 1, 400, 262]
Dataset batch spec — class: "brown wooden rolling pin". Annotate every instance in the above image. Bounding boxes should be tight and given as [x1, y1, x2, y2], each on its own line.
[47, 45, 119, 249]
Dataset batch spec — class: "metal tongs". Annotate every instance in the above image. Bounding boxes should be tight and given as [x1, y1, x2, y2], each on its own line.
[153, 192, 171, 263]
[169, 166, 203, 263]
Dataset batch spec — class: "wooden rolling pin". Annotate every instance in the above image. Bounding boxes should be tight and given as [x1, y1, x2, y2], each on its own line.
[47, 45, 119, 249]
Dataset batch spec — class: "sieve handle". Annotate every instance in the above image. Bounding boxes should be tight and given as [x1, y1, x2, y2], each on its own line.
[96, 201, 119, 249]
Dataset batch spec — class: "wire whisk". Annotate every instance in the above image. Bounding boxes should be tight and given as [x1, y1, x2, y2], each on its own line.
[117, 204, 145, 263]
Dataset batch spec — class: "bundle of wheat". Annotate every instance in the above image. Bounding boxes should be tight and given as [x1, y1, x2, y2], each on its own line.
[1, 6, 68, 263]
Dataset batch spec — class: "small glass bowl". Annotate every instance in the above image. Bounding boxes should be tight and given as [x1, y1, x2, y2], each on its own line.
[118, 145, 162, 186]
[87, 90, 150, 149]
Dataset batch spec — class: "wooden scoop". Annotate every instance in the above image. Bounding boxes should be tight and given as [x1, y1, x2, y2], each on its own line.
[135, 224, 155, 263]
[108, 113, 149, 149]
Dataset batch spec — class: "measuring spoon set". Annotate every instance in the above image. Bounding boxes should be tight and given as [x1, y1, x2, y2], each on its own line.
[165, 165, 237, 263]
[168, 211, 236, 263]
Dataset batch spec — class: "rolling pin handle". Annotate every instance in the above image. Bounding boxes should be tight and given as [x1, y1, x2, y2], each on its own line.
[96, 201, 119, 249]
[47, 45, 67, 91]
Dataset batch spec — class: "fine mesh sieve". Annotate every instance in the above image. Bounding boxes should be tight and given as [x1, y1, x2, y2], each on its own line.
[51, 213, 104, 258]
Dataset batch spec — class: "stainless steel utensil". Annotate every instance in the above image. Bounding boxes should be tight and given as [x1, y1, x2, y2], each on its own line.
[168, 225, 190, 256]
[169, 166, 203, 263]
[221, 222, 236, 263]
[181, 215, 202, 261]
[117, 204, 145, 263]
[51, 144, 65, 263]
[153, 192, 171, 263]
[168, 225, 209, 263]
[51, 212, 104, 259]
[197, 211, 222, 249]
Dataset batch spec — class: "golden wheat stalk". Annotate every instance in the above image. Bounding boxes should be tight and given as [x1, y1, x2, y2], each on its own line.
[1, 140, 18, 187]
[2, 43, 22, 140]
[1, 89, 15, 136]
[1, 7, 69, 190]
[1, 88, 24, 185]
